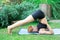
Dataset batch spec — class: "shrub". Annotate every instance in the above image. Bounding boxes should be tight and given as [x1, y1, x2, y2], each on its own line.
[0, 6, 8, 28]
[51, 0, 60, 19]
[0, 0, 60, 28]
[19, 1, 38, 19]
[0, 5, 20, 27]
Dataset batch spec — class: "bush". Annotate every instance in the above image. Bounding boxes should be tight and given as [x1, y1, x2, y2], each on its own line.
[0, 5, 20, 28]
[51, 0, 60, 19]
[0, 1, 49, 28]
[0, 6, 8, 28]
[25, 0, 60, 19]
[0, 0, 60, 28]
[19, 1, 38, 19]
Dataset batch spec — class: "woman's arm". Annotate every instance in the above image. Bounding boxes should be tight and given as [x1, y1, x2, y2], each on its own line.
[47, 24, 53, 33]
[39, 17, 54, 34]
[39, 28, 53, 35]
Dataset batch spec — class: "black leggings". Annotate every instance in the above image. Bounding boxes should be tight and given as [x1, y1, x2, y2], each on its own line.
[32, 10, 45, 20]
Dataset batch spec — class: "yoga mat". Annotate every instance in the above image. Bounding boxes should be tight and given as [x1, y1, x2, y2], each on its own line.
[19, 29, 60, 34]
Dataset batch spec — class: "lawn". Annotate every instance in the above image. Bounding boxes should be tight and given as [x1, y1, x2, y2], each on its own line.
[0, 22, 60, 40]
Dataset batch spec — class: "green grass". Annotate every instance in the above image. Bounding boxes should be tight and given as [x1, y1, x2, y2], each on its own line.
[0, 22, 60, 40]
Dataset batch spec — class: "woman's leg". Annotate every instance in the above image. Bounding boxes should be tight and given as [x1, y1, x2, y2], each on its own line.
[39, 28, 53, 34]
[7, 15, 34, 34]
[39, 17, 54, 34]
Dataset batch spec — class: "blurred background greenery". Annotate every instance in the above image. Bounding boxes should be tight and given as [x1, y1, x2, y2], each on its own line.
[0, 0, 60, 27]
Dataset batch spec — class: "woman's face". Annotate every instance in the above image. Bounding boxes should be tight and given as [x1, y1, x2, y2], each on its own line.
[32, 27, 38, 32]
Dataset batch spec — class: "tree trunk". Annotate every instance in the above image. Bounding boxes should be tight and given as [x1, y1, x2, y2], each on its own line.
[39, 4, 51, 18]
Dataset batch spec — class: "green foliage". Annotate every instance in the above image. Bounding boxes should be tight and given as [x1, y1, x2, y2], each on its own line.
[50, 0, 60, 19]
[19, 1, 38, 19]
[0, 0, 60, 28]
[0, 1, 35, 27]
[25, 0, 60, 19]
[0, 5, 20, 27]
[0, 6, 8, 27]
[8, 6, 19, 20]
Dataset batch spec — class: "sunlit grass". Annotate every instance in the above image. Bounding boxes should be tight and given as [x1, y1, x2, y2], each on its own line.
[0, 22, 60, 40]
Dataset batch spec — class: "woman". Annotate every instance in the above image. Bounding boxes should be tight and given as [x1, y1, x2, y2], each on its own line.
[7, 10, 53, 34]
[28, 23, 53, 34]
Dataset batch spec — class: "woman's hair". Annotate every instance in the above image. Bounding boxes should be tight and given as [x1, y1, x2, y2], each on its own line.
[28, 26, 33, 32]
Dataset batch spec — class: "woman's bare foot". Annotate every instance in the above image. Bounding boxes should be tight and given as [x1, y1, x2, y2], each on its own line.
[7, 26, 12, 34]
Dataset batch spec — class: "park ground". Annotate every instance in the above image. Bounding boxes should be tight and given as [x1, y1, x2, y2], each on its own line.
[0, 21, 60, 40]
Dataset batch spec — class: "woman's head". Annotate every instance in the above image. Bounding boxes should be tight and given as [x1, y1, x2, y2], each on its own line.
[28, 26, 33, 32]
